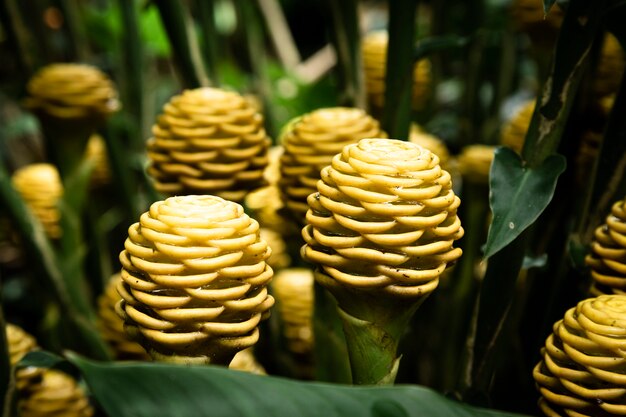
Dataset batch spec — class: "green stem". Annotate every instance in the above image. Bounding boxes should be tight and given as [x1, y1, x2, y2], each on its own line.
[0, 0, 30, 81]
[56, 0, 89, 61]
[382, 0, 418, 140]
[118, 0, 145, 151]
[194, 0, 220, 85]
[153, 0, 207, 89]
[315, 271, 423, 385]
[312, 282, 351, 383]
[326, 0, 364, 108]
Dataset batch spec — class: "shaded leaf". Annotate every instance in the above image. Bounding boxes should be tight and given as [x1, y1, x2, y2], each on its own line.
[413, 35, 470, 62]
[65, 353, 529, 417]
[484, 147, 566, 258]
[543, 0, 557, 14]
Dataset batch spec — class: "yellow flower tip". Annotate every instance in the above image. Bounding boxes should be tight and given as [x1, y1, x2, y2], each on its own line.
[147, 87, 270, 201]
[25, 63, 119, 120]
[362, 30, 432, 111]
[271, 268, 314, 355]
[585, 198, 626, 295]
[457, 145, 496, 184]
[98, 274, 150, 360]
[593, 33, 626, 98]
[302, 138, 463, 301]
[279, 107, 385, 224]
[11, 163, 63, 239]
[534, 294, 626, 416]
[19, 369, 94, 417]
[117, 195, 275, 364]
[501, 100, 535, 154]
[84, 134, 111, 187]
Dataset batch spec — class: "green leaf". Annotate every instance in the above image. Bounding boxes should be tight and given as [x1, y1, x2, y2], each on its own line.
[65, 353, 529, 417]
[483, 147, 566, 259]
[17, 351, 66, 370]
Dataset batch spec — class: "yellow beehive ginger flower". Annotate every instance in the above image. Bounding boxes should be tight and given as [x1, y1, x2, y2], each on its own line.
[501, 100, 535, 154]
[98, 274, 150, 360]
[457, 145, 496, 184]
[279, 107, 385, 224]
[24, 63, 120, 120]
[260, 228, 291, 270]
[12, 163, 63, 239]
[84, 134, 111, 187]
[19, 369, 94, 417]
[409, 124, 450, 168]
[362, 30, 431, 112]
[146, 88, 270, 201]
[117, 195, 275, 365]
[585, 197, 626, 296]
[6, 324, 93, 416]
[302, 138, 463, 299]
[593, 33, 626, 98]
[271, 268, 314, 355]
[533, 295, 626, 416]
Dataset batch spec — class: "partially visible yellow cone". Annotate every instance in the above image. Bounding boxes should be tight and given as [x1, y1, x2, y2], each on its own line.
[279, 107, 384, 224]
[271, 268, 314, 355]
[229, 348, 266, 375]
[409, 124, 450, 168]
[501, 100, 535, 154]
[362, 31, 431, 112]
[457, 145, 496, 184]
[593, 34, 626, 98]
[585, 197, 626, 295]
[533, 295, 626, 416]
[12, 163, 63, 239]
[85, 134, 111, 187]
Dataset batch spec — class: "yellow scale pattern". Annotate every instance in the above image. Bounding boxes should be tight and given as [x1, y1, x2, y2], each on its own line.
[147, 88, 270, 201]
[12, 163, 63, 239]
[533, 295, 626, 416]
[117, 195, 275, 364]
[279, 107, 385, 223]
[362, 31, 431, 112]
[302, 138, 463, 299]
[24, 63, 119, 119]
[586, 198, 626, 296]
[6, 324, 93, 417]
[271, 268, 314, 355]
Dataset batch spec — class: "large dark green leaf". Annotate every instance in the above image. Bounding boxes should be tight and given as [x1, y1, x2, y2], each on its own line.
[61, 353, 528, 417]
[483, 147, 566, 259]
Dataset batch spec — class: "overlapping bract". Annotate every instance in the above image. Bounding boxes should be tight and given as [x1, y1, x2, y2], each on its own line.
[271, 268, 314, 355]
[117, 195, 274, 363]
[12, 163, 63, 239]
[362, 31, 431, 111]
[533, 295, 626, 416]
[24, 63, 119, 119]
[146, 88, 270, 201]
[279, 107, 385, 223]
[302, 138, 463, 299]
[98, 274, 150, 360]
[586, 198, 626, 296]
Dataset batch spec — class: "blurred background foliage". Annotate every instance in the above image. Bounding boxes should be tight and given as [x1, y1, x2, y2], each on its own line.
[0, 0, 625, 415]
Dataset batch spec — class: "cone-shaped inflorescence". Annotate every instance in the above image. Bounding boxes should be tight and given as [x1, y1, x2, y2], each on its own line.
[98, 274, 150, 360]
[12, 163, 63, 239]
[6, 323, 94, 416]
[279, 107, 385, 224]
[271, 268, 314, 356]
[501, 100, 535, 154]
[146, 88, 270, 201]
[362, 31, 431, 113]
[302, 138, 463, 384]
[117, 195, 275, 365]
[6, 323, 42, 390]
[84, 134, 111, 187]
[593, 34, 626, 99]
[533, 295, 626, 416]
[457, 145, 496, 185]
[24, 63, 119, 178]
[586, 197, 626, 296]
